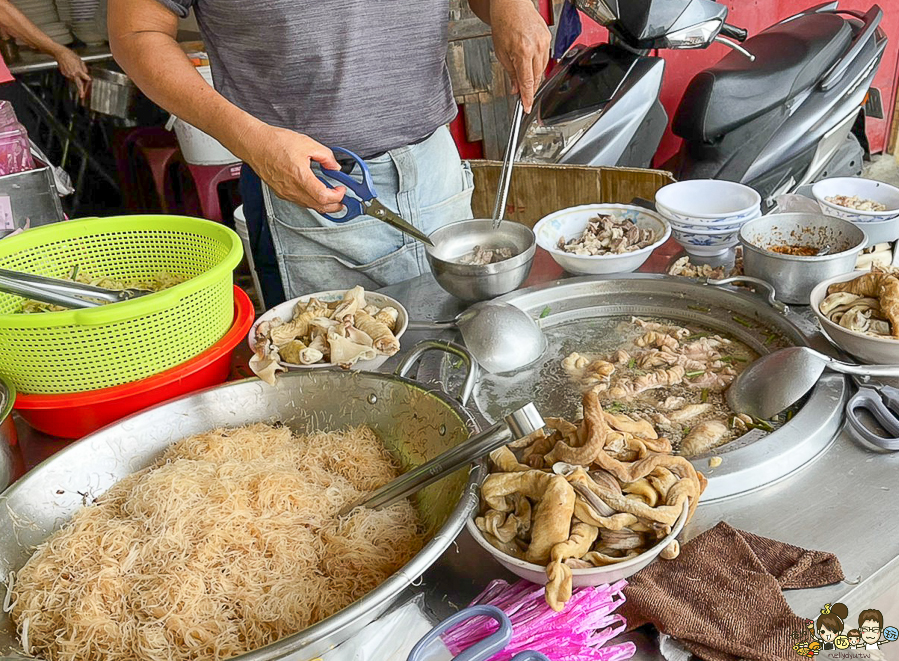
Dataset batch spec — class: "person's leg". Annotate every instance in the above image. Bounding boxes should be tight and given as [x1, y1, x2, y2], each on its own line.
[262, 126, 473, 298]
[238, 164, 286, 307]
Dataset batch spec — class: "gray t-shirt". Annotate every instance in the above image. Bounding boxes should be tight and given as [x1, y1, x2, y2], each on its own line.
[157, 0, 457, 158]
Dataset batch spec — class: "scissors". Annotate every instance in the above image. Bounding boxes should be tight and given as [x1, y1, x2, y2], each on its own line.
[846, 376, 899, 451]
[407, 605, 550, 661]
[317, 147, 434, 246]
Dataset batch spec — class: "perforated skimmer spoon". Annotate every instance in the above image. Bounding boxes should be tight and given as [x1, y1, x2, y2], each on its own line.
[727, 346, 899, 420]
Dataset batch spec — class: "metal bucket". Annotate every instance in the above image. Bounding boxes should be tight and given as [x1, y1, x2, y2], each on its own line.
[0, 343, 482, 661]
[0, 167, 64, 239]
[87, 65, 139, 119]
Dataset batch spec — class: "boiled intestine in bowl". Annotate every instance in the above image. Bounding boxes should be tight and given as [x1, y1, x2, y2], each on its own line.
[475, 391, 707, 611]
[820, 267, 899, 338]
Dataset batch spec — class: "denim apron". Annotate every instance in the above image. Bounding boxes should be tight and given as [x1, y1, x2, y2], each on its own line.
[262, 126, 474, 297]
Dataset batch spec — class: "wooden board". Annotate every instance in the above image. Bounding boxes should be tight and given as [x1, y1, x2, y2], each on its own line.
[469, 161, 675, 227]
[447, 0, 545, 159]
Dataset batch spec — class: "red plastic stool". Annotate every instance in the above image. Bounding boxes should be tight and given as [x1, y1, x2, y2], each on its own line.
[176, 162, 243, 223]
[132, 132, 182, 213]
[112, 127, 174, 211]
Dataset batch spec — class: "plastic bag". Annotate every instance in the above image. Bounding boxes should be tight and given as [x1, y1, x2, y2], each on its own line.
[293, 595, 448, 661]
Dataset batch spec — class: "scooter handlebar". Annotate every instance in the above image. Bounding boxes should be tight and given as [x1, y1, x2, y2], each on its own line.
[721, 23, 748, 42]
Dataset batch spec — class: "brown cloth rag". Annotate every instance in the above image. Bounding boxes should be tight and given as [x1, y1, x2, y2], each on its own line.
[620, 522, 844, 661]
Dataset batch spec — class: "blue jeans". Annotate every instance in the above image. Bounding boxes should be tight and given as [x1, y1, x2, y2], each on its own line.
[239, 165, 287, 307]
[262, 125, 474, 297]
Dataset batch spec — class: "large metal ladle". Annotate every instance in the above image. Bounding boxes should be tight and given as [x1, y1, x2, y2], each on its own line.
[407, 300, 546, 374]
[726, 346, 899, 420]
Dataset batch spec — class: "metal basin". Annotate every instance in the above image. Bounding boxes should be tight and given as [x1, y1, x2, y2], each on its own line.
[422, 275, 847, 501]
[0, 368, 482, 661]
[425, 219, 536, 302]
[0, 374, 14, 491]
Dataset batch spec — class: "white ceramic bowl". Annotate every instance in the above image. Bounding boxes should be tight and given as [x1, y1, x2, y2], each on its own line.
[467, 500, 688, 587]
[534, 204, 671, 275]
[670, 225, 740, 256]
[812, 177, 899, 223]
[660, 208, 762, 232]
[248, 290, 409, 371]
[811, 272, 899, 365]
[655, 180, 761, 221]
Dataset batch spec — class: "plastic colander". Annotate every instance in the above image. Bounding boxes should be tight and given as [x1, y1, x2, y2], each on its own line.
[0, 215, 243, 394]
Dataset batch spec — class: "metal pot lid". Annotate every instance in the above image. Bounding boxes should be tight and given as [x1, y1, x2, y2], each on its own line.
[0, 374, 13, 424]
[432, 274, 847, 502]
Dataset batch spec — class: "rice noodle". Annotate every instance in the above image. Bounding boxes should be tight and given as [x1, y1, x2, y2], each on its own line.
[10, 424, 425, 661]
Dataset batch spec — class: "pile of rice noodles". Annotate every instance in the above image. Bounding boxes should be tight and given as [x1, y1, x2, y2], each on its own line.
[8, 424, 425, 661]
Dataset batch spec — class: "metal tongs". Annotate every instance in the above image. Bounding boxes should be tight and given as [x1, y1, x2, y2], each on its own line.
[491, 98, 524, 229]
[0, 268, 151, 309]
[338, 402, 544, 516]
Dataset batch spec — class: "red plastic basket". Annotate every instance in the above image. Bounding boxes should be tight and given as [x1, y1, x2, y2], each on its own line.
[15, 286, 255, 439]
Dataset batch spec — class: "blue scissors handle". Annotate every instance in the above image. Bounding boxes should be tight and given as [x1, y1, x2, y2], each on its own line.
[407, 605, 512, 661]
[317, 146, 377, 223]
[846, 385, 899, 451]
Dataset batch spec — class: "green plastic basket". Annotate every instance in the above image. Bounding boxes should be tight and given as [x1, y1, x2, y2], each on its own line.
[0, 216, 243, 394]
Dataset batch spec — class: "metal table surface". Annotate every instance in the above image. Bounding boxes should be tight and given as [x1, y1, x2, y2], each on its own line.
[377, 242, 899, 655]
[6, 241, 899, 659]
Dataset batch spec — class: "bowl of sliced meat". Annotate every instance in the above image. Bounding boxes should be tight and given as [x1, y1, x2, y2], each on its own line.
[535, 204, 671, 275]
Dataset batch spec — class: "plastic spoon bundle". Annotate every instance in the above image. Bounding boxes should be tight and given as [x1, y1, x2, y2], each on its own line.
[442, 579, 636, 661]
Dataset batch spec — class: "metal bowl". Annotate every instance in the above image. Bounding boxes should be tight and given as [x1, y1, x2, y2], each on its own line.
[0, 365, 482, 660]
[467, 500, 688, 586]
[0, 375, 14, 492]
[739, 213, 867, 304]
[425, 220, 536, 302]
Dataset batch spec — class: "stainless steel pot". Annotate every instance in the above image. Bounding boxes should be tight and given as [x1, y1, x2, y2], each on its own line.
[0, 342, 483, 661]
[425, 219, 536, 302]
[739, 213, 866, 304]
[0, 375, 14, 492]
[86, 64, 140, 120]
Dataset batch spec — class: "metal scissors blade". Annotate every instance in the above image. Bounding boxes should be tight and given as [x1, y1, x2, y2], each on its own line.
[363, 198, 434, 246]
[317, 147, 434, 246]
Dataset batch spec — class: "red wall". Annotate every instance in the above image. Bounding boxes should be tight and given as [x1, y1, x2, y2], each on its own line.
[576, 1, 899, 168]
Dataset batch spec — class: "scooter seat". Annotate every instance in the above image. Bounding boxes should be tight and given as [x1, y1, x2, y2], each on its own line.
[673, 13, 851, 142]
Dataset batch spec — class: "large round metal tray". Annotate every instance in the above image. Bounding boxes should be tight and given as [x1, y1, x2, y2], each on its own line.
[430, 275, 847, 502]
[0, 370, 482, 661]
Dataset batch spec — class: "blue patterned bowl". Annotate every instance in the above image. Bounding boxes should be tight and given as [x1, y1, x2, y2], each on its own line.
[812, 177, 899, 223]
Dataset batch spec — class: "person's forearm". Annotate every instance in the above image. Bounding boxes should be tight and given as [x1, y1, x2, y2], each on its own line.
[109, 30, 265, 163]
[467, 0, 531, 25]
[0, 1, 65, 57]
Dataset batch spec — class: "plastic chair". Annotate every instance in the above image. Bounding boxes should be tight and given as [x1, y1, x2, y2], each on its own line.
[111, 127, 174, 211]
[132, 131, 182, 213]
[177, 161, 243, 223]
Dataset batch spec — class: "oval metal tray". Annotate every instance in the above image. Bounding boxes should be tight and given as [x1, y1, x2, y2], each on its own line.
[431, 274, 847, 502]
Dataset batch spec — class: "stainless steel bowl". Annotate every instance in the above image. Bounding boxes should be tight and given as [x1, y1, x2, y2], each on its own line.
[739, 213, 867, 305]
[0, 362, 482, 660]
[0, 375, 15, 492]
[425, 219, 536, 302]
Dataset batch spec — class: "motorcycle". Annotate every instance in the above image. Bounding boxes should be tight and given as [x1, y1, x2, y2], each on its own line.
[518, 0, 888, 206]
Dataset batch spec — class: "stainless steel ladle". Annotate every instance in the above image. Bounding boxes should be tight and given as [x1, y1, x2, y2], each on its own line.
[727, 346, 899, 420]
[407, 300, 546, 374]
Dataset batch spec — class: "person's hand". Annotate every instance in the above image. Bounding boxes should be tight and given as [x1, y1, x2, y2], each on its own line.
[245, 125, 347, 214]
[489, 0, 551, 112]
[52, 46, 91, 100]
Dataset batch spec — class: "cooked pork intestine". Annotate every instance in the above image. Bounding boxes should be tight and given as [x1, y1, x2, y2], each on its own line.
[680, 420, 729, 456]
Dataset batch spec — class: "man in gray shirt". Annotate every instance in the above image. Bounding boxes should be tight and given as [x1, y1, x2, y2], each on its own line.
[109, 0, 549, 299]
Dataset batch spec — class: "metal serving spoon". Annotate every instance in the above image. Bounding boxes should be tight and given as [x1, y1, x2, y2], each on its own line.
[727, 346, 899, 420]
[407, 300, 546, 374]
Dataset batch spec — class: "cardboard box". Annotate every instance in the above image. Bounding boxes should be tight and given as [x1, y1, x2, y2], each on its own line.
[469, 161, 675, 228]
